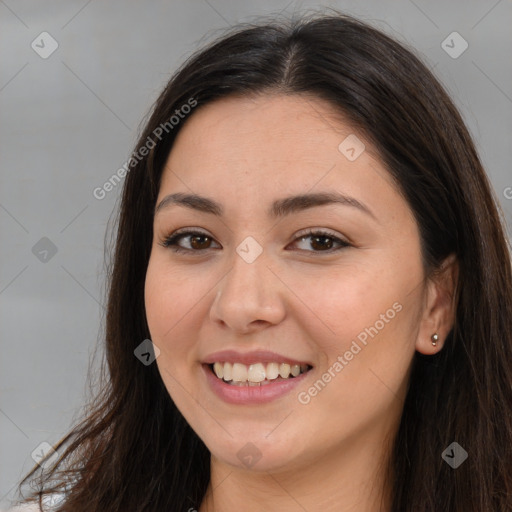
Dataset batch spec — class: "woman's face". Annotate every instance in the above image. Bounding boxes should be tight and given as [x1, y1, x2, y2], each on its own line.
[145, 93, 434, 473]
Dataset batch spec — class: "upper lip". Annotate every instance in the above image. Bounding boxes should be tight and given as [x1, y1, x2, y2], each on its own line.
[203, 349, 313, 367]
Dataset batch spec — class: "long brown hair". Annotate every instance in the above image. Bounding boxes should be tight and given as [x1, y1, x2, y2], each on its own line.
[16, 11, 512, 511]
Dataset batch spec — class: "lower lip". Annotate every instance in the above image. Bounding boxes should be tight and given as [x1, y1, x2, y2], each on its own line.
[202, 364, 311, 405]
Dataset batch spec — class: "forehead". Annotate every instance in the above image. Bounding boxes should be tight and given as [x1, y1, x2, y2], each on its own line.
[158, 93, 411, 227]
[169, 93, 355, 165]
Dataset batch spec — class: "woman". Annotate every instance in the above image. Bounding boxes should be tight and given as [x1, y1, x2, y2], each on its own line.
[13, 11, 512, 512]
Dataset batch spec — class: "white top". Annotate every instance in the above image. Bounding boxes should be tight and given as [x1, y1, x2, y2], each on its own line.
[5, 492, 66, 511]
[6, 505, 57, 511]
[5, 505, 40, 512]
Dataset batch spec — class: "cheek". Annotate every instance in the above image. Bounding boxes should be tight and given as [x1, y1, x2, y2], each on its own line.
[288, 256, 423, 402]
[281, 259, 409, 353]
[144, 259, 201, 370]
[145, 258, 196, 332]
[144, 260, 205, 416]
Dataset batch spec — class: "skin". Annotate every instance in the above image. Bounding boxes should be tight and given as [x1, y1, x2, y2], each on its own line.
[144, 93, 458, 512]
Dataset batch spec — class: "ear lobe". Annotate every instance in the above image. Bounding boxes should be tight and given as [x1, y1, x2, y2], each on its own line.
[415, 253, 459, 355]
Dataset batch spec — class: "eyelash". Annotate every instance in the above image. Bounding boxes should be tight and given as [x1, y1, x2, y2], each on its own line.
[159, 228, 351, 255]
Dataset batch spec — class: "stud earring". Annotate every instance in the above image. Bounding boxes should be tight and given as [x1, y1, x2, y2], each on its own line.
[431, 333, 439, 346]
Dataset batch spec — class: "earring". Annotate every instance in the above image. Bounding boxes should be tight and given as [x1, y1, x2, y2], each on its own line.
[431, 333, 439, 347]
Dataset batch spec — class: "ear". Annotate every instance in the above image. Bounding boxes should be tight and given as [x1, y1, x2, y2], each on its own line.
[415, 253, 459, 355]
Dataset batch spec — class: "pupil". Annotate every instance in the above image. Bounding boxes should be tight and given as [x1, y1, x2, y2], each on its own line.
[311, 235, 332, 250]
[191, 235, 210, 249]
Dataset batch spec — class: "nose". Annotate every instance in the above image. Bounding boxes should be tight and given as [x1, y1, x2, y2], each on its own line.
[209, 246, 286, 334]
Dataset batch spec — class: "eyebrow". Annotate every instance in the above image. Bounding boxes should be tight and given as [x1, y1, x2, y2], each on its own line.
[154, 191, 375, 220]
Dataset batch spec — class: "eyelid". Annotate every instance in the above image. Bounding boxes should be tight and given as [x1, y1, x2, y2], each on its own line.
[159, 227, 220, 250]
[294, 227, 351, 244]
[159, 226, 351, 254]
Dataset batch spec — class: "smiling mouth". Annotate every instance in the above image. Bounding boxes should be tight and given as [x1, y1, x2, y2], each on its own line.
[208, 361, 313, 386]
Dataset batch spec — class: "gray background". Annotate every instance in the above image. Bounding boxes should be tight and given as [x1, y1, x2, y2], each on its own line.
[1, 0, 511, 508]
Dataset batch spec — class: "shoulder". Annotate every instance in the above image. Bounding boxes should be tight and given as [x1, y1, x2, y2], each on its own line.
[5, 504, 41, 512]
[6, 493, 66, 512]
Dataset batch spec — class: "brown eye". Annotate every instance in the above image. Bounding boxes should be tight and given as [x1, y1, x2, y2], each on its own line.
[308, 234, 334, 251]
[161, 229, 350, 255]
[189, 234, 213, 250]
[290, 230, 350, 253]
[160, 230, 220, 254]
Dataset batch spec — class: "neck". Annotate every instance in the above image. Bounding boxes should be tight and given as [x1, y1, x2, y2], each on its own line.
[199, 426, 394, 512]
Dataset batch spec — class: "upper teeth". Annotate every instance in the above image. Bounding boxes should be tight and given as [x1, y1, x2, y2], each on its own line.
[212, 362, 309, 382]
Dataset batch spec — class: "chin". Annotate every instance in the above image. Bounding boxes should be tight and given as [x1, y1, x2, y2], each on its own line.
[203, 427, 307, 473]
